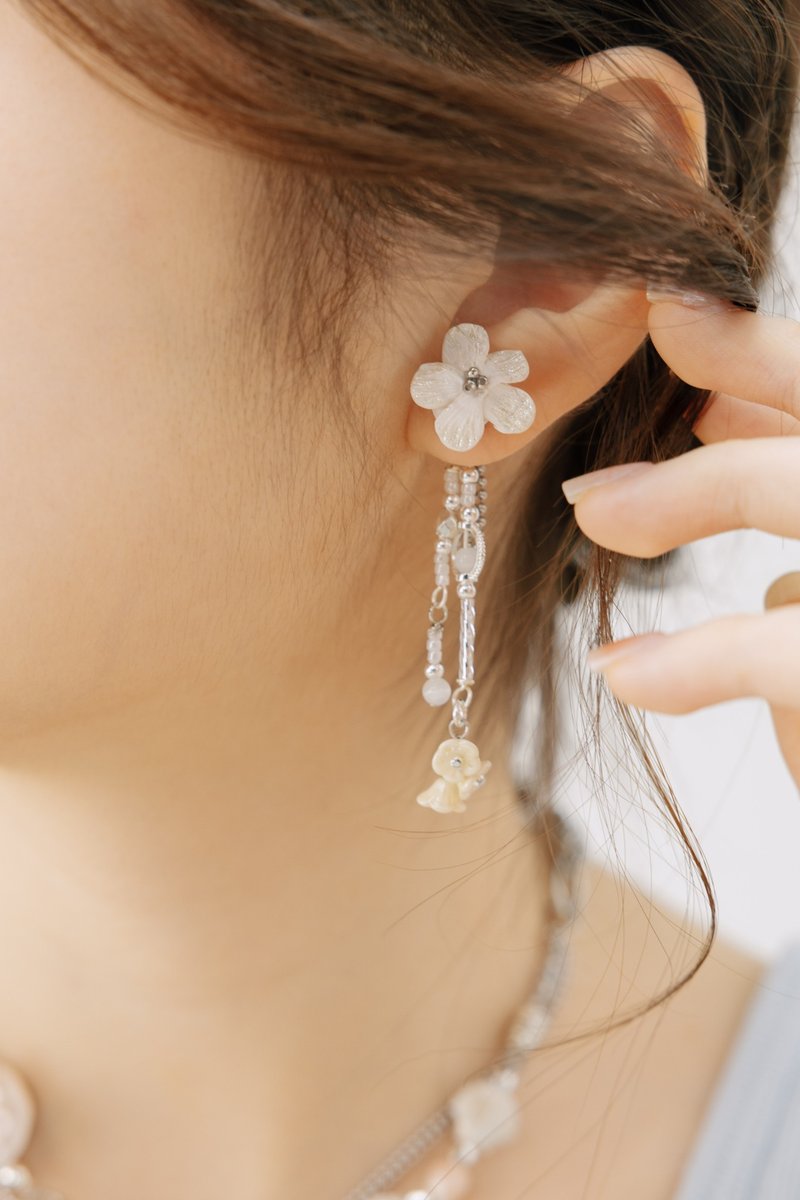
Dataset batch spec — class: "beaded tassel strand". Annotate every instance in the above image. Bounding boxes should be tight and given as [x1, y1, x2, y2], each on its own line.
[416, 466, 492, 816]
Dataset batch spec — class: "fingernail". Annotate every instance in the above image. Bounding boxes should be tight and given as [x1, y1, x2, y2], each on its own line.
[561, 461, 654, 504]
[586, 633, 666, 672]
[646, 284, 726, 310]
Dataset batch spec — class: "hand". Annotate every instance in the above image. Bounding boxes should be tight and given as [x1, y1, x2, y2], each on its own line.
[561, 294, 800, 788]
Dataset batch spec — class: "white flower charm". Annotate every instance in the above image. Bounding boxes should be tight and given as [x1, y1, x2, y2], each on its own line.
[416, 737, 492, 814]
[410, 322, 535, 453]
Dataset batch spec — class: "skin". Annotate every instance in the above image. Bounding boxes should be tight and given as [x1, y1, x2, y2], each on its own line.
[570, 300, 800, 792]
[0, 3, 776, 1198]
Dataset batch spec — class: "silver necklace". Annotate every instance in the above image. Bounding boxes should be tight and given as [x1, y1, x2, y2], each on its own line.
[0, 808, 583, 1200]
[342, 808, 583, 1200]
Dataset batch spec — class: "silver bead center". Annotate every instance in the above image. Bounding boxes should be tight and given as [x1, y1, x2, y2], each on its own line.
[463, 365, 489, 392]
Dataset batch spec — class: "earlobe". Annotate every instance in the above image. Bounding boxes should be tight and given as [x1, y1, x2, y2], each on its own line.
[406, 283, 650, 467]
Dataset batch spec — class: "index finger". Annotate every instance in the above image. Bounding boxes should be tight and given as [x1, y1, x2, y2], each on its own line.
[647, 300, 800, 420]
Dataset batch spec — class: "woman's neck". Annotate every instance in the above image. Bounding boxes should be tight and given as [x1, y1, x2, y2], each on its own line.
[0, 641, 554, 1198]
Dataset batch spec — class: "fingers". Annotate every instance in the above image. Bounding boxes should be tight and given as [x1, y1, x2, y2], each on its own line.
[563, 301, 800, 554]
[692, 392, 800, 444]
[587, 297, 800, 784]
[586, 605, 800, 714]
[564, 436, 800, 556]
[648, 301, 800, 419]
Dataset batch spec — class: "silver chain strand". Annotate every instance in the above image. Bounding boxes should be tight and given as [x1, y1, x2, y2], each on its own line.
[449, 467, 485, 741]
[421, 467, 460, 710]
[341, 808, 584, 1200]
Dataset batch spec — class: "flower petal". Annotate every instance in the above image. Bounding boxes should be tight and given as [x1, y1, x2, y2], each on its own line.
[434, 392, 486, 453]
[483, 383, 536, 435]
[432, 737, 481, 782]
[442, 323, 490, 371]
[410, 362, 463, 410]
[416, 779, 446, 810]
[462, 754, 492, 782]
[440, 782, 467, 813]
[416, 779, 466, 813]
[484, 349, 530, 384]
[459, 760, 492, 799]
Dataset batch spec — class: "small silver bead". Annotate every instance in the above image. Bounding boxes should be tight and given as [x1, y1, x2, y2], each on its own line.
[463, 368, 488, 392]
[461, 506, 480, 523]
[457, 581, 477, 598]
[425, 663, 445, 678]
[461, 467, 480, 483]
[444, 495, 460, 512]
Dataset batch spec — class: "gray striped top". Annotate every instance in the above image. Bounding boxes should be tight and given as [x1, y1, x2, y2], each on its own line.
[673, 940, 800, 1199]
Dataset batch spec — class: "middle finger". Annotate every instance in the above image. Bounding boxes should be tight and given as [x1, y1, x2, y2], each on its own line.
[562, 436, 800, 557]
[692, 391, 800, 443]
[648, 301, 800, 419]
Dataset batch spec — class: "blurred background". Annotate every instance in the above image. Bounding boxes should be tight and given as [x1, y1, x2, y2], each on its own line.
[517, 122, 800, 962]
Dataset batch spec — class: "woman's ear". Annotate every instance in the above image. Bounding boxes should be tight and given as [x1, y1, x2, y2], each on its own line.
[561, 44, 708, 187]
[405, 45, 709, 467]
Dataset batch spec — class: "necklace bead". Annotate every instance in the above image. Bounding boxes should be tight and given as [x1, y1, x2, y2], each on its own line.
[420, 1151, 471, 1198]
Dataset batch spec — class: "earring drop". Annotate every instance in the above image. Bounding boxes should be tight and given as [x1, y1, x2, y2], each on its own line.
[410, 322, 535, 453]
[417, 465, 492, 815]
[420, 469, 458, 711]
[411, 323, 531, 814]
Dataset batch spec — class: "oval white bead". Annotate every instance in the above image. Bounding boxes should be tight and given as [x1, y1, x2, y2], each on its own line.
[452, 546, 477, 574]
[422, 676, 451, 706]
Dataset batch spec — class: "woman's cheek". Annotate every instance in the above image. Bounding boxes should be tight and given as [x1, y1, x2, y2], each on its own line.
[0, 5, 265, 736]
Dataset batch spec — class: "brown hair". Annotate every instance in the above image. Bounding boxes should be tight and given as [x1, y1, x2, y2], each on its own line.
[21, 0, 800, 1022]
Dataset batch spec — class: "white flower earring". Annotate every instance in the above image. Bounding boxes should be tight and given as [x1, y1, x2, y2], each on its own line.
[410, 322, 535, 453]
[416, 464, 492, 815]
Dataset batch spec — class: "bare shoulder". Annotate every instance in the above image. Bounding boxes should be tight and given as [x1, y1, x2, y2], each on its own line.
[470, 856, 768, 1200]
[586, 858, 767, 1196]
